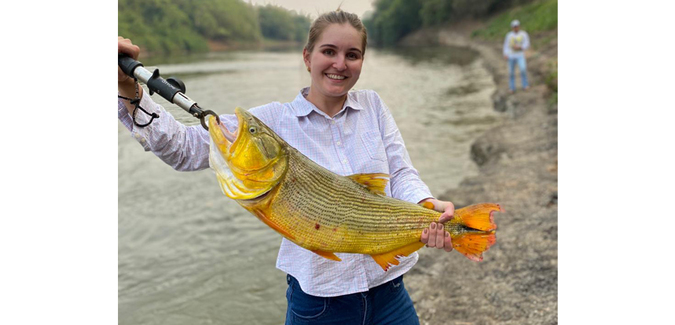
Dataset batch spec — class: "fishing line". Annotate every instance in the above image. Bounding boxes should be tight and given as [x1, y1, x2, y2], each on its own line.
[118, 78, 159, 127]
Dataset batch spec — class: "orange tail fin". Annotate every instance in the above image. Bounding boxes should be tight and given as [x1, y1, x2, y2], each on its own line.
[452, 232, 497, 261]
[450, 203, 503, 261]
[453, 203, 501, 231]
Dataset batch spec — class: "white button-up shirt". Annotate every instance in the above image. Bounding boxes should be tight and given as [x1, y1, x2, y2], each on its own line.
[119, 87, 434, 297]
[503, 30, 530, 59]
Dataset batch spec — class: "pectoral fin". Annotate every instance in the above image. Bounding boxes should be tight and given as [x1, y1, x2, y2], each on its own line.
[347, 173, 390, 195]
[250, 208, 295, 241]
[370, 242, 425, 271]
[311, 250, 342, 261]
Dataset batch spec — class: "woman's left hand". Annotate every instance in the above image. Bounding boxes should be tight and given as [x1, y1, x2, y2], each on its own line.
[419, 198, 455, 252]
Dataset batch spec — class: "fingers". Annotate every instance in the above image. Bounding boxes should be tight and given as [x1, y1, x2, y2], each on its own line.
[421, 222, 451, 250]
[443, 231, 453, 252]
[420, 201, 456, 251]
[118, 36, 141, 83]
[438, 201, 455, 224]
[435, 223, 444, 247]
[118, 36, 140, 60]
[429, 222, 439, 247]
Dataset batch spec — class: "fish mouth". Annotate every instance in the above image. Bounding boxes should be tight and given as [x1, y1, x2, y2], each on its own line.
[220, 121, 237, 144]
[228, 107, 249, 154]
[208, 108, 246, 155]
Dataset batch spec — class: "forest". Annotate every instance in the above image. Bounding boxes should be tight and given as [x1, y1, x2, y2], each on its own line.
[118, 0, 311, 54]
[364, 0, 557, 46]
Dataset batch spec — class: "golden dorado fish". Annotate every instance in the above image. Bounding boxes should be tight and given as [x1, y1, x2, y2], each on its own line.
[207, 107, 501, 271]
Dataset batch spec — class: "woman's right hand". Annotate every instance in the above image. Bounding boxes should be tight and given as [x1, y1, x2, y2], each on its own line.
[118, 36, 140, 84]
[118, 37, 143, 114]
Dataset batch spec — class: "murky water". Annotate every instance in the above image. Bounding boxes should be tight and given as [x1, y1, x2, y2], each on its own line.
[118, 46, 501, 324]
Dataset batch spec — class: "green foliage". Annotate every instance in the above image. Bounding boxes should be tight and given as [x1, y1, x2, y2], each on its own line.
[292, 15, 312, 43]
[118, 0, 211, 54]
[367, 0, 423, 46]
[364, 0, 548, 46]
[118, 0, 309, 55]
[258, 5, 311, 42]
[419, 0, 454, 27]
[184, 0, 261, 42]
[471, 0, 557, 40]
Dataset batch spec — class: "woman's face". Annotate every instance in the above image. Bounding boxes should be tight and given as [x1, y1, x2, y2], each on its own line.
[303, 23, 364, 100]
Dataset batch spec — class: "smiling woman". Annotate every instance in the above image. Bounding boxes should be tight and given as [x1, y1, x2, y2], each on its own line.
[303, 23, 364, 117]
[118, 8, 460, 325]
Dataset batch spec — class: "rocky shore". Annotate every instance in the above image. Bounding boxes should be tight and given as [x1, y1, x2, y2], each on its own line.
[400, 23, 558, 325]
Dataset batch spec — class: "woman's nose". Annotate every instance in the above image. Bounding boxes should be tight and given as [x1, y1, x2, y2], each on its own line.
[333, 56, 346, 71]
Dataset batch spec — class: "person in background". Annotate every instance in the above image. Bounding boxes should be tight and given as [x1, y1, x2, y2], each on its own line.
[119, 9, 455, 325]
[503, 19, 530, 93]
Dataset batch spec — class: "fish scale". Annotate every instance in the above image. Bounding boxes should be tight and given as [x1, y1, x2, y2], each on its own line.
[207, 108, 501, 270]
[263, 146, 443, 253]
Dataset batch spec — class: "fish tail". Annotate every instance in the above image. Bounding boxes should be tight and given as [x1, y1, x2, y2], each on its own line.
[449, 203, 503, 261]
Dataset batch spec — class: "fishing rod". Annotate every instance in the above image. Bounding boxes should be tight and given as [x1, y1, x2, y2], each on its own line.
[118, 54, 219, 130]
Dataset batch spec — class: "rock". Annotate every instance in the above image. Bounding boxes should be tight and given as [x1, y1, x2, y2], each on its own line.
[400, 21, 558, 325]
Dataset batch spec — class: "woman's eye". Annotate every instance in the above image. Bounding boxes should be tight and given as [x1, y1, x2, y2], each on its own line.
[347, 53, 359, 60]
[323, 49, 335, 56]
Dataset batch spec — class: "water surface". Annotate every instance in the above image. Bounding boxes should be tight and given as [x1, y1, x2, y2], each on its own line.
[118, 46, 501, 324]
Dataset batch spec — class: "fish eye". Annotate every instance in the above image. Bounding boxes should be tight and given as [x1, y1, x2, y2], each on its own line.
[249, 127, 257, 134]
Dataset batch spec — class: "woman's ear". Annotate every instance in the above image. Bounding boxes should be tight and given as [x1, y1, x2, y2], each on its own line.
[302, 48, 311, 70]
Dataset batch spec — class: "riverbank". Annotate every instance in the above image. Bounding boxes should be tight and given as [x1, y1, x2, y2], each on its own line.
[400, 21, 558, 325]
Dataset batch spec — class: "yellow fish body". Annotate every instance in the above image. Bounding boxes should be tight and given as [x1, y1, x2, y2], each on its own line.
[208, 107, 501, 271]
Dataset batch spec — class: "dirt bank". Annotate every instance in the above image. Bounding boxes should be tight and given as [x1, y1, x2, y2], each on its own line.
[400, 23, 558, 325]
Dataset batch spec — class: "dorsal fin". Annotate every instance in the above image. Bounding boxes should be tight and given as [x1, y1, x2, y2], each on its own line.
[347, 173, 390, 195]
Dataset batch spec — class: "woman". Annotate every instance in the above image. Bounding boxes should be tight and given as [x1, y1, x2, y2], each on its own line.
[119, 10, 455, 325]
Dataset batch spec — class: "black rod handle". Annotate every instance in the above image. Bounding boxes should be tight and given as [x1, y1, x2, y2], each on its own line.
[118, 54, 143, 79]
[146, 69, 182, 103]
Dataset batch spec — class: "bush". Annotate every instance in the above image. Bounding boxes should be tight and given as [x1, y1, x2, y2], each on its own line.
[471, 0, 558, 40]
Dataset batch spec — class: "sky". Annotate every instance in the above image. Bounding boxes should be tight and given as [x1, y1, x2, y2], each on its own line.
[248, 0, 375, 18]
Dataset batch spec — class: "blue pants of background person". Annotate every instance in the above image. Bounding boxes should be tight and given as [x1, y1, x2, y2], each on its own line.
[508, 55, 529, 91]
[285, 274, 420, 325]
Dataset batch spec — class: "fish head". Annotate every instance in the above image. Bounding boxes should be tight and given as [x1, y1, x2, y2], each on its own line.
[208, 107, 288, 200]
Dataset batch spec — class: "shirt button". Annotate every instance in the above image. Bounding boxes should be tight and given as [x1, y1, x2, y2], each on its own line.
[342, 159, 347, 164]
[331, 120, 336, 124]
[336, 141, 342, 146]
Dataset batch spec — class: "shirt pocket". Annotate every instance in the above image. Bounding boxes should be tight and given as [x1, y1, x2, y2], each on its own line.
[360, 130, 387, 162]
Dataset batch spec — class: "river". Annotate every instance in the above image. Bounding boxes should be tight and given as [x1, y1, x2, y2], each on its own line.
[118, 46, 501, 324]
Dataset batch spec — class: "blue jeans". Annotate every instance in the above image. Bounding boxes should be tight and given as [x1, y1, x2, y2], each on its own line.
[508, 55, 529, 91]
[285, 274, 420, 325]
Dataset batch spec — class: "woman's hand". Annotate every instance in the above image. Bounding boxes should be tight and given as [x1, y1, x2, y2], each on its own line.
[118, 36, 140, 84]
[419, 198, 455, 252]
[118, 37, 143, 114]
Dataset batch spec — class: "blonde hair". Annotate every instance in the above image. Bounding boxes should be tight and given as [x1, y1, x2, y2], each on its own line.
[304, 9, 368, 55]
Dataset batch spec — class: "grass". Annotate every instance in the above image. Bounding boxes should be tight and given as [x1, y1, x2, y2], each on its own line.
[470, 0, 558, 107]
[471, 0, 558, 41]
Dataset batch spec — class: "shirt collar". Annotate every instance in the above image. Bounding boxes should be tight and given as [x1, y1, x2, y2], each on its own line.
[291, 87, 364, 118]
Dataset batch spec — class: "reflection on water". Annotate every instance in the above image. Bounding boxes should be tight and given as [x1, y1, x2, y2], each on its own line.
[118, 46, 501, 325]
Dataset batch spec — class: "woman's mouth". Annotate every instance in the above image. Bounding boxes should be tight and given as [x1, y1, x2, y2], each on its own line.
[325, 73, 347, 80]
